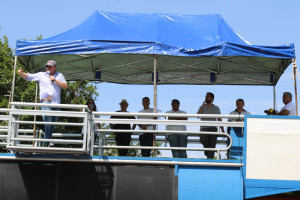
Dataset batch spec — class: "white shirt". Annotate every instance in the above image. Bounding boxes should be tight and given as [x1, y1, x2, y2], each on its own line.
[280, 102, 296, 116]
[26, 71, 66, 104]
[138, 108, 155, 130]
[229, 110, 251, 122]
[166, 110, 187, 134]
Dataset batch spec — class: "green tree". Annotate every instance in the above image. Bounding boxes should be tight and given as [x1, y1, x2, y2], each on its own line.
[0, 34, 99, 150]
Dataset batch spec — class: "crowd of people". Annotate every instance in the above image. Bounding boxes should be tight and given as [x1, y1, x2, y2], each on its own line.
[17, 60, 297, 159]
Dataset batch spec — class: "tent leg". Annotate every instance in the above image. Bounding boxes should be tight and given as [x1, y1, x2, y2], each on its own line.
[153, 55, 158, 156]
[153, 55, 158, 113]
[293, 59, 298, 116]
[10, 56, 18, 104]
[273, 85, 276, 110]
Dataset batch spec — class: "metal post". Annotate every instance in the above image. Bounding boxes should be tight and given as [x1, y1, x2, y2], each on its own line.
[153, 55, 158, 155]
[273, 85, 276, 110]
[11, 56, 18, 103]
[153, 55, 158, 113]
[293, 59, 298, 116]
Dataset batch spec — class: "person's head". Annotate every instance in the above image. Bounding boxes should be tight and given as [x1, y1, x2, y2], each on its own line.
[45, 60, 57, 75]
[119, 99, 129, 111]
[282, 92, 292, 105]
[86, 99, 97, 111]
[142, 97, 150, 109]
[236, 99, 245, 110]
[171, 99, 180, 111]
[205, 92, 214, 104]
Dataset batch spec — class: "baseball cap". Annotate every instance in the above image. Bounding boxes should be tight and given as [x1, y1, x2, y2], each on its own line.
[45, 60, 56, 67]
[119, 99, 129, 105]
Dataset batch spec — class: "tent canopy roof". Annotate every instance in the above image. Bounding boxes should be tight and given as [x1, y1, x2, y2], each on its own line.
[16, 11, 295, 85]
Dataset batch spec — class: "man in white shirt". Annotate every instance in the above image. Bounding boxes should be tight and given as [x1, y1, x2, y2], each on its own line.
[166, 99, 188, 158]
[18, 60, 68, 147]
[136, 97, 155, 157]
[277, 92, 296, 116]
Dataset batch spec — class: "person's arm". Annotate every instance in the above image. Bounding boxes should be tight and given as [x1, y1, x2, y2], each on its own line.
[18, 68, 29, 79]
[277, 109, 289, 115]
[197, 101, 206, 114]
[169, 111, 187, 120]
[50, 76, 68, 89]
[218, 118, 225, 133]
[132, 124, 137, 130]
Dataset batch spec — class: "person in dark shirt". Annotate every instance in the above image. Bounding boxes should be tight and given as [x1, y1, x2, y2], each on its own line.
[110, 99, 135, 156]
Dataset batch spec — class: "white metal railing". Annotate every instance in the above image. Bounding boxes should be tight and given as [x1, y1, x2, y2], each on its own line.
[93, 111, 244, 159]
[5, 102, 90, 155]
[2, 103, 246, 159]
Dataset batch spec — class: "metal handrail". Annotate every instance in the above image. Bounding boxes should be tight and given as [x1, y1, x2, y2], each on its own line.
[2, 103, 246, 159]
[5, 103, 89, 155]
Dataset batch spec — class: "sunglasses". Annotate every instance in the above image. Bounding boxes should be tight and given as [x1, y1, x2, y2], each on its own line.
[46, 65, 54, 68]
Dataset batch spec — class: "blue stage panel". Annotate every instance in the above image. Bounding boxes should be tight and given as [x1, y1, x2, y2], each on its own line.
[178, 166, 243, 200]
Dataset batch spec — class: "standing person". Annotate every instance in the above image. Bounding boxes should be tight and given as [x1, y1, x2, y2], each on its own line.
[18, 60, 68, 147]
[135, 97, 156, 157]
[86, 99, 100, 144]
[227, 99, 251, 159]
[197, 92, 224, 159]
[166, 99, 188, 158]
[110, 99, 135, 156]
[277, 92, 296, 116]
[228, 98, 251, 135]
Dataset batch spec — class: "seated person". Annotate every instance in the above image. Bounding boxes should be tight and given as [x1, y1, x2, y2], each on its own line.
[277, 92, 296, 116]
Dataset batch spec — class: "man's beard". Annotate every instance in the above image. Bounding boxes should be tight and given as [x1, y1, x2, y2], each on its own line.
[205, 99, 211, 104]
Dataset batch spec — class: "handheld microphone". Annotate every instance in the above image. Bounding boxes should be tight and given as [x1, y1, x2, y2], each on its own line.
[46, 70, 54, 84]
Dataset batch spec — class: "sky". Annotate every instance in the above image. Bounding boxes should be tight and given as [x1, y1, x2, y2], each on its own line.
[1, 0, 299, 157]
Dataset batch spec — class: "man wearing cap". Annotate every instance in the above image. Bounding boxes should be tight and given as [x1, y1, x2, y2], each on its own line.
[110, 99, 135, 156]
[18, 60, 68, 147]
[277, 92, 296, 116]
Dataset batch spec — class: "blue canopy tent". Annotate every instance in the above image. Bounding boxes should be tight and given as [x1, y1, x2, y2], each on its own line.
[13, 11, 297, 112]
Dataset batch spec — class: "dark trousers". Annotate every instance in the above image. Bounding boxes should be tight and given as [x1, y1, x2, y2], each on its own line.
[168, 134, 187, 158]
[200, 127, 218, 159]
[139, 133, 154, 157]
[115, 133, 131, 156]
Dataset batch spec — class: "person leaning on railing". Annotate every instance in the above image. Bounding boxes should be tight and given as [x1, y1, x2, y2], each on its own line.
[18, 60, 68, 147]
[228, 99, 251, 137]
[110, 99, 135, 157]
[227, 99, 251, 159]
[166, 99, 188, 158]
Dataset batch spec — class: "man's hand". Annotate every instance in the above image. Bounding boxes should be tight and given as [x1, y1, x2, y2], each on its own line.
[197, 101, 206, 114]
[49, 75, 55, 82]
[17, 68, 23, 75]
[18, 68, 28, 79]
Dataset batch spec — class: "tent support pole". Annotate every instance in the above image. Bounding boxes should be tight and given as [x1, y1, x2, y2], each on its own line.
[153, 55, 158, 113]
[273, 85, 276, 110]
[292, 59, 298, 116]
[11, 56, 18, 104]
[153, 55, 158, 155]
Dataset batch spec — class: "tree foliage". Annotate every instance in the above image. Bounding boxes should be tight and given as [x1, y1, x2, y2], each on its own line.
[0, 34, 99, 133]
